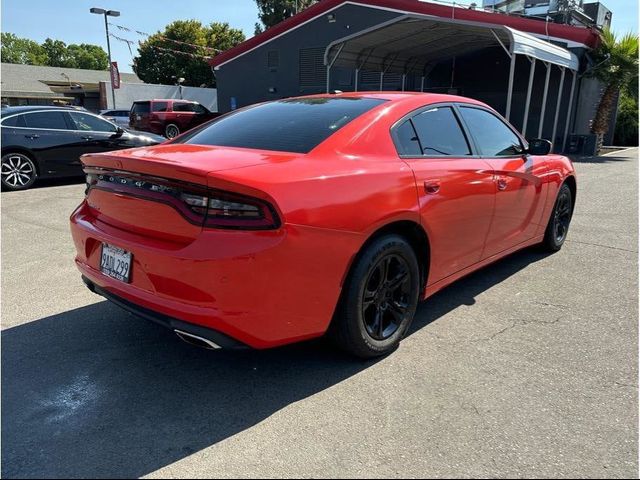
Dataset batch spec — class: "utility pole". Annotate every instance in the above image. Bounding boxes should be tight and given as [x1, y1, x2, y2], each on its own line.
[90, 7, 120, 109]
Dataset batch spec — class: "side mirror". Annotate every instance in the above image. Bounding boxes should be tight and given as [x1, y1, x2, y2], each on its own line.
[527, 138, 552, 155]
[113, 126, 125, 137]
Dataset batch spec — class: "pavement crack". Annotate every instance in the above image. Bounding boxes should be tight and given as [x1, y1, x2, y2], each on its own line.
[566, 239, 637, 253]
[613, 381, 638, 388]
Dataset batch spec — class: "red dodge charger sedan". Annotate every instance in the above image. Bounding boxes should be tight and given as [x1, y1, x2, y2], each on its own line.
[70, 92, 576, 358]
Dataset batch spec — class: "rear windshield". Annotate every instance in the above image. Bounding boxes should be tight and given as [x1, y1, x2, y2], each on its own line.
[176, 97, 386, 153]
[131, 102, 150, 115]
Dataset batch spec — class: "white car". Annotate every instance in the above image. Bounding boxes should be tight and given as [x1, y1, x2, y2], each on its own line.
[99, 109, 130, 128]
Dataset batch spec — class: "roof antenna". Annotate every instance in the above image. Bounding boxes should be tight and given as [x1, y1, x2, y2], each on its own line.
[331, 90, 343, 94]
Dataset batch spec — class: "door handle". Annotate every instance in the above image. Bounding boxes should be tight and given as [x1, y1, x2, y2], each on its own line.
[81, 136, 93, 141]
[24, 134, 39, 139]
[496, 177, 508, 191]
[424, 180, 440, 194]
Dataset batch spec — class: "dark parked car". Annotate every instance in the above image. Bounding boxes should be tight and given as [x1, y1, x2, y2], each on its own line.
[129, 99, 218, 139]
[0, 106, 164, 190]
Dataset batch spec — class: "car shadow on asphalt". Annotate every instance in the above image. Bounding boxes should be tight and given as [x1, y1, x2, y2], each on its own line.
[570, 153, 633, 164]
[1, 247, 551, 478]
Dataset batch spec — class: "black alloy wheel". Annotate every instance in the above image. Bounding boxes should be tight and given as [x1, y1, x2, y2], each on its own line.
[362, 254, 412, 341]
[542, 183, 573, 251]
[330, 234, 420, 358]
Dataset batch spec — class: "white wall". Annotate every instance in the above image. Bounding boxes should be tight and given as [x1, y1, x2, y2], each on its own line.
[102, 82, 217, 112]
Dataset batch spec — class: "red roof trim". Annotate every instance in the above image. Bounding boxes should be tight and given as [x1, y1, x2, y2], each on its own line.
[210, 0, 600, 68]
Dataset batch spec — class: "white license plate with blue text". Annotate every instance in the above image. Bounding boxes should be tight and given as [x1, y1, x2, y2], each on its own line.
[100, 243, 132, 283]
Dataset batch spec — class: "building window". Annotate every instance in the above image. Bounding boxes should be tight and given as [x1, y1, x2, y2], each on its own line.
[299, 47, 326, 88]
[268, 50, 279, 71]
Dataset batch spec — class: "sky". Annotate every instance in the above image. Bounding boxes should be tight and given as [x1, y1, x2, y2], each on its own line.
[1, 0, 638, 74]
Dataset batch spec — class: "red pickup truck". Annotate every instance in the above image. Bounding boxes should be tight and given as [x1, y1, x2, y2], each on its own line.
[129, 99, 218, 139]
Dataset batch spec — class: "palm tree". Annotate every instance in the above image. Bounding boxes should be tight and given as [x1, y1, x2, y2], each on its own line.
[589, 29, 639, 152]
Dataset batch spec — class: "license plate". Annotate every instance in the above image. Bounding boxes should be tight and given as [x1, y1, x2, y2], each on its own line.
[100, 243, 132, 283]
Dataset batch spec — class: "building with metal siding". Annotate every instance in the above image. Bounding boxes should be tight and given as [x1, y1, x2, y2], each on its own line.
[210, 0, 610, 152]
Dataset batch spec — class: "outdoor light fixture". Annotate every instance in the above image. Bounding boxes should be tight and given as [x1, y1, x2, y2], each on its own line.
[90, 7, 121, 109]
[90, 7, 120, 17]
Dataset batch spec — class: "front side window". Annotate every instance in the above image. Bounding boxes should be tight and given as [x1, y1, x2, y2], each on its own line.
[459, 107, 523, 156]
[193, 104, 208, 114]
[410, 107, 470, 156]
[177, 97, 386, 154]
[69, 112, 117, 132]
[23, 111, 69, 130]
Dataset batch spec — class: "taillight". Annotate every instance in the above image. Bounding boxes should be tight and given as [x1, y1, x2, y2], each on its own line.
[181, 190, 279, 229]
[84, 168, 280, 230]
[85, 172, 99, 195]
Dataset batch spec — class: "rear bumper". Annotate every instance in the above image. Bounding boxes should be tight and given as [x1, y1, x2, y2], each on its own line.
[70, 200, 363, 349]
[82, 275, 247, 349]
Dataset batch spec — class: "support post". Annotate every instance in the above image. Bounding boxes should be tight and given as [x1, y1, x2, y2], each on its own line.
[420, 75, 425, 92]
[325, 43, 344, 93]
[354, 68, 359, 92]
[561, 70, 578, 152]
[522, 57, 536, 136]
[551, 66, 566, 150]
[401, 74, 406, 91]
[379, 71, 384, 91]
[505, 53, 516, 121]
[538, 62, 551, 138]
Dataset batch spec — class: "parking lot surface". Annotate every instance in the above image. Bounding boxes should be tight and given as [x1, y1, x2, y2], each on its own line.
[2, 148, 638, 478]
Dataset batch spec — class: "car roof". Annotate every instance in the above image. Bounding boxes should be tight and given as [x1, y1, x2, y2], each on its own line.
[133, 99, 197, 103]
[291, 91, 488, 107]
[0, 105, 80, 116]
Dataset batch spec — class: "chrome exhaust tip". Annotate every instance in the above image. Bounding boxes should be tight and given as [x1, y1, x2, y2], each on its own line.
[174, 329, 222, 350]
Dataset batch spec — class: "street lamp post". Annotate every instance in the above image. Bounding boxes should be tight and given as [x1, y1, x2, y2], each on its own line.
[90, 7, 120, 109]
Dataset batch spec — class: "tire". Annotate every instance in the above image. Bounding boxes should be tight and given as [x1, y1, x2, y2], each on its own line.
[330, 234, 421, 358]
[542, 183, 573, 252]
[1, 152, 37, 191]
[165, 124, 180, 139]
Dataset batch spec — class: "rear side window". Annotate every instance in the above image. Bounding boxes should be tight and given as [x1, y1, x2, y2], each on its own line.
[23, 111, 69, 130]
[2, 114, 27, 127]
[459, 106, 522, 156]
[394, 120, 421, 156]
[132, 102, 150, 114]
[410, 107, 470, 156]
[173, 102, 197, 112]
[152, 102, 169, 112]
[177, 97, 386, 154]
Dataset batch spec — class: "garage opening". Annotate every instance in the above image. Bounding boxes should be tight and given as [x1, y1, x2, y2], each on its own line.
[324, 14, 580, 151]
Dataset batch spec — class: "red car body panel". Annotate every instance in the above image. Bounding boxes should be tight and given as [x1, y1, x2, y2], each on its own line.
[70, 92, 576, 349]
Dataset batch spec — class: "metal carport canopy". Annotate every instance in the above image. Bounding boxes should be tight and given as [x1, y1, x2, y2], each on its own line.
[324, 14, 578, 77]
[324, 14, 579, 148]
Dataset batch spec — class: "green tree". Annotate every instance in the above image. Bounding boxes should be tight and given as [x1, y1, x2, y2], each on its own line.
[133, 20, 245, 87]
[589, 29, 639, 151]
[613, 91, 639, 146]
[0, 33, 47, 65]
[41, 38, 74, 67]
[254, 0, 317, 31]
[67, 44, 109, 70]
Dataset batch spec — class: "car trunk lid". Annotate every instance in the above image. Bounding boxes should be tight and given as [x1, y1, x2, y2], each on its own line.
[81, 144, 295, 243]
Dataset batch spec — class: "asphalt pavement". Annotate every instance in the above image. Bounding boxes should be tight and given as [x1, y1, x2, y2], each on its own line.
[1, 148, 638, 478]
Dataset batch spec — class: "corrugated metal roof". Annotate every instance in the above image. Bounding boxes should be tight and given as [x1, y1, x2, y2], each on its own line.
[210, 0, 600, 69]
[0, 63, 142, 97]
